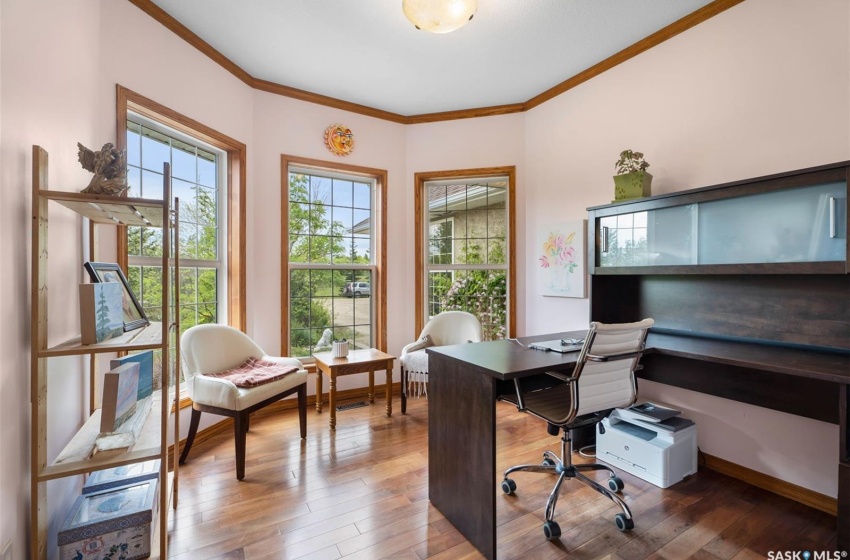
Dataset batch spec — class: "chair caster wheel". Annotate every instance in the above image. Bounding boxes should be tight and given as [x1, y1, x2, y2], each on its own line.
[501, 478, 517, 495]
[542, 457, 556, 467]
[608, 476, 624, 492]
[615, 513, 634, 531]
[543, 520, 561, 540]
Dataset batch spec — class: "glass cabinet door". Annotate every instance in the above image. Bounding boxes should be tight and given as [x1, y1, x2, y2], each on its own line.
[599, 204, 696, 267]
[698, 182, 846, 264]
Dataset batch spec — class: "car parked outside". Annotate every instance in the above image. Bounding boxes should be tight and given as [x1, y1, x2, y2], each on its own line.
[342, 282, 371, 297]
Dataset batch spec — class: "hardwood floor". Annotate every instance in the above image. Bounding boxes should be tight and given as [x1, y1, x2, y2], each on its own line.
[168, 394, 837, 559]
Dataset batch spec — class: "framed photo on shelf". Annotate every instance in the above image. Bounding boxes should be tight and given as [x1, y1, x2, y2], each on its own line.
[83, 262, 149, 332]
[79, 283, 124, 344]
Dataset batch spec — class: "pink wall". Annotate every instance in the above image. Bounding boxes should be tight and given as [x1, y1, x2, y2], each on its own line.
[405, 114, 527, 337]
[0, 1, 257, 554]
[1, 1, 102, 556]
[250, 91, 409, 392]
[523, 0, 849, 496]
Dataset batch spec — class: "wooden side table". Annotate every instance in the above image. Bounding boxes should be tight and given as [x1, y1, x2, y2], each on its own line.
[313, 348, 396, 430]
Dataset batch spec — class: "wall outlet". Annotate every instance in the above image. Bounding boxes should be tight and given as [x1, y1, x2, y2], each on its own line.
[0, 540, 11, 560]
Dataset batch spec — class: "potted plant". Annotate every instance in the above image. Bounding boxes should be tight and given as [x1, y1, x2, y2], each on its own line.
[613, 149, 652, 201]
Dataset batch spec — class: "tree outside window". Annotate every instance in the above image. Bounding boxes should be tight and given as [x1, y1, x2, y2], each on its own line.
[125, 118, 224, 385]
[287, 170, 374, 358]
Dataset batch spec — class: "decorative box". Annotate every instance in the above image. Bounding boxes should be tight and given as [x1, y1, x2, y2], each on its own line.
[83, 460, 160, 495]
[58, 480, 158, 560]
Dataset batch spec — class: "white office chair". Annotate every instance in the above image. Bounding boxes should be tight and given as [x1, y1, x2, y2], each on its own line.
[179, 324, 308, 480]
[399, 310, 483, 413]
[499, 319, 654, 540]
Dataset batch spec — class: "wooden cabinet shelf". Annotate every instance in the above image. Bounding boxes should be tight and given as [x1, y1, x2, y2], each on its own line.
[39, 390, 174, 481]
[591, 261, 847, 275]
[647, 332, 850, 384]
[42, 189, 167, 227]
[30, 146, 178, 560]
[39, 321, 166, 358]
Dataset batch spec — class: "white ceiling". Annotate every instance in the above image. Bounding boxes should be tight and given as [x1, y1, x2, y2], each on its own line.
[148, 0, 715, 117]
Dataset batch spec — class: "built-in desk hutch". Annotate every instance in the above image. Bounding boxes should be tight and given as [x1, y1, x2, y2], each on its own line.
[586, 161, 850, 549]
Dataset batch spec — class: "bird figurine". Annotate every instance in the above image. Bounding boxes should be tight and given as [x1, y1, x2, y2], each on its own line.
[77, 142, 128, 196]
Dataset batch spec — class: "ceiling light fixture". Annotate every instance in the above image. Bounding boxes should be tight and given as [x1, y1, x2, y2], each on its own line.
[402, 0, 478, 34]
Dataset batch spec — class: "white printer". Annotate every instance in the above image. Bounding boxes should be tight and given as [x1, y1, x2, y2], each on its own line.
[596, 402, 698, 489]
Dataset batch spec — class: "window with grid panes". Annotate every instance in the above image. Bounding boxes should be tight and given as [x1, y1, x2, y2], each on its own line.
[287, 169, 375, 359]
[424, 178, 509, 340]
[125, 118, 225, 382]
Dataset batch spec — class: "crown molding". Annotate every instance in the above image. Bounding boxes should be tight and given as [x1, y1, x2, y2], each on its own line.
[127, 0, 745, 125]
[405, 102, 527, 124]
[252, 78, 408, 124]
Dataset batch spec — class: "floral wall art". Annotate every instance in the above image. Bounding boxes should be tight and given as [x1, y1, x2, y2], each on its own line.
[537, 220, 586, 298]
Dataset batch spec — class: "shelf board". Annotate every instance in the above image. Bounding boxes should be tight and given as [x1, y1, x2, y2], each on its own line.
[40, 389, 175, 481]
[647, 332, 850, 384]
[39, 322, 165, 358]
[591, 261, 846, 275]
[42, 189, 167, 227]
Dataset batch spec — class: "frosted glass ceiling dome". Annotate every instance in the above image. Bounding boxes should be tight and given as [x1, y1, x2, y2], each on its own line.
[402, 0, 478, 34]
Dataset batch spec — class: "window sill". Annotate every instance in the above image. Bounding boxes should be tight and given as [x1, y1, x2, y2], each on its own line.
[174, 392, 192, 412]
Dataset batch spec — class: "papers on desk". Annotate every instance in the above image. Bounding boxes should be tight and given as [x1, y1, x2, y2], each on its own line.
[527, 339, 584, 353]
[623, 402, 680, 422]
[619, 402, 693, 433]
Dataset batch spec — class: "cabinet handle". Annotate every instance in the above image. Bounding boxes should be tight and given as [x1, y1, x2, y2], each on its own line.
[829, 196, 836, 239]
[602, 226, 609, 253]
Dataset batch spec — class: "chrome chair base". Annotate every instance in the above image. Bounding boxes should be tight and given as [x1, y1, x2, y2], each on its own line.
[501, 429, 634, 539]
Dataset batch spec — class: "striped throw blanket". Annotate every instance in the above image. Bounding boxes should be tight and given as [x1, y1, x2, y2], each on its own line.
[204, 357, 298, 388]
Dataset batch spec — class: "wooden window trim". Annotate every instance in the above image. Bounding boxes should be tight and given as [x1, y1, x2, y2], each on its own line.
[281, 155, 388, 355]
[115, 84, 247, 331]
[413, 166, 517, 338]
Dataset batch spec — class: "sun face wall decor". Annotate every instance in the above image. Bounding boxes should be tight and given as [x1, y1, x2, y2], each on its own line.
[324, 124, 355, 156]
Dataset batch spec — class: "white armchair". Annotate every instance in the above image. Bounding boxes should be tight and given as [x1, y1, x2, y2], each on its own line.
[399, 311, 483, 413]
[180, 324, 308, 480]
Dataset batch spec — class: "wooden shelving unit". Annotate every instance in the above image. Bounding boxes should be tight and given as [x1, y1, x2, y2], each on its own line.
[30, 146, 179, 559]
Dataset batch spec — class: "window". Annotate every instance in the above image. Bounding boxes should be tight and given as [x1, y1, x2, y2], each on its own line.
[427, 218, 454, 317]
[415, 168, 516, 340]
[282, 156, 387, 360]
[125, 118, 225, 331]
[116, 85, 246, 394]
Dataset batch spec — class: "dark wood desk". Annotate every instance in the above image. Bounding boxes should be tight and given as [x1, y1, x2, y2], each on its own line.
[641, 331, 849, 552]
[582, 163, 850, 553]
[427, 331, 850, 559]
[427, 332, 585, 560]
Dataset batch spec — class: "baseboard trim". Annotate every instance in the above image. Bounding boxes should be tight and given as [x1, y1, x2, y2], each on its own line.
[702, 452, 837, 515]
[169, 383, 404, 457]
